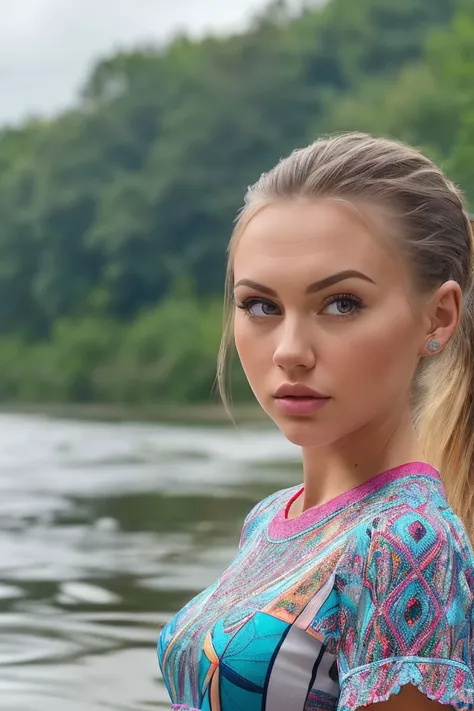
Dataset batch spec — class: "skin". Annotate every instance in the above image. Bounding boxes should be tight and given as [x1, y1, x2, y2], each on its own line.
[233, 198, 461, 515]
[232, 198, 462, 710]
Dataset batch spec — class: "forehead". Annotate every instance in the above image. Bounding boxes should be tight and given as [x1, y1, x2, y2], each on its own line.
[233, 198, 405, 287]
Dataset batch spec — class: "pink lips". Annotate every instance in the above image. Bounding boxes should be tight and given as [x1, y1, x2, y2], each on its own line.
[273, 383, 330, 416]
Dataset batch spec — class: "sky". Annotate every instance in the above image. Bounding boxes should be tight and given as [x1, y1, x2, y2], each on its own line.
[0, 0, 271, 126]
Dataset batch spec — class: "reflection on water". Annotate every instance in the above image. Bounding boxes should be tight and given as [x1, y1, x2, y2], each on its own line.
[0, 413, 301, 710]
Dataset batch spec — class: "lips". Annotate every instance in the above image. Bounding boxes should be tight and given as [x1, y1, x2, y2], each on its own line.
[273, 383, 330, 416]
[274, 383, 328, 399]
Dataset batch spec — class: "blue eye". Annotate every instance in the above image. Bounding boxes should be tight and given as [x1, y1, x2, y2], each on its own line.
[322, 294, 364, 317]
[237, 298, 280, 317]
[236, 294, 365, 319]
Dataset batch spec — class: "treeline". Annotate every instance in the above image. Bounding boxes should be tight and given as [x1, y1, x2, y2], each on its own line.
[0, 0, 472, 405]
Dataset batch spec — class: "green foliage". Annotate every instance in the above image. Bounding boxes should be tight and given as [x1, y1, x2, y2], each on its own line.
[0, 299, 249, 405]
[437, 3, 474, 203]
[0, 0, 470, 405]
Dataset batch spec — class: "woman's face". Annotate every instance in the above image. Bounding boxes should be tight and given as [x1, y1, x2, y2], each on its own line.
[233, 198, 428, 447]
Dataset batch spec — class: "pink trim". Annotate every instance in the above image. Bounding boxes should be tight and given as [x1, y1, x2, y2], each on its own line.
[268, 461, 442, 541]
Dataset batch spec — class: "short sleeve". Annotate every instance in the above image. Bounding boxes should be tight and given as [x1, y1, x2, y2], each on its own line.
[336, 509, 474, 710]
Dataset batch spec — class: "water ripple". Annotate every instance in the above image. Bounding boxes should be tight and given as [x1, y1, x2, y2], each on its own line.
[0, 413, 298, 710]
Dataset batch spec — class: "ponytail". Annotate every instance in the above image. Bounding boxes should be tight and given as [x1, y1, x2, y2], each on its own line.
[414, 223, 474, 550]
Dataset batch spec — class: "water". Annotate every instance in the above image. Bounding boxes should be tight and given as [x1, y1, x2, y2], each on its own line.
[0, 413, 301, 710]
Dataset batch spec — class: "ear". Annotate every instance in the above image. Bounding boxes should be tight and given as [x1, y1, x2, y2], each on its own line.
[422, 280, 462, 356]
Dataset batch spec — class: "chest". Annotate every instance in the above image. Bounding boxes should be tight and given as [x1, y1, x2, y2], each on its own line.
[159, 537, 344, 710]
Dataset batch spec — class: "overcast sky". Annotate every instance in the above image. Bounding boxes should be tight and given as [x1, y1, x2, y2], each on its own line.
[0, 0, 270, 126]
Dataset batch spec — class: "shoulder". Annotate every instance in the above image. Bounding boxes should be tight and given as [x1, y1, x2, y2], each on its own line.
[340, 500, 474, 611]
[238, 485, 298, 549]
[365, 500, 473, 569]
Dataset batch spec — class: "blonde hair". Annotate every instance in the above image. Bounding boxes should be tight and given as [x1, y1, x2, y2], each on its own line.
[217, 132, 474, 546]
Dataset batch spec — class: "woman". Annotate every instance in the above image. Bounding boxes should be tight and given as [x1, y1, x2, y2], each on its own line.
[158, 133, 474, 711]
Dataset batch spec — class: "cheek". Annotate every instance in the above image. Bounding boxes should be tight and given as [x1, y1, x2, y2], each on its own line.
[234, 316, 270, 386]
[334, 306, 419, 394]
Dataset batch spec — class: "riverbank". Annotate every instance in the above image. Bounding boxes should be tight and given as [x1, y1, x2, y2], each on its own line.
[0, 401, 270, 426]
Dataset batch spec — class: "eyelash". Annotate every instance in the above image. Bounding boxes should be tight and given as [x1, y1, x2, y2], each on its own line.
[324, 293, 365, 317]
[236, 293, 366, 319]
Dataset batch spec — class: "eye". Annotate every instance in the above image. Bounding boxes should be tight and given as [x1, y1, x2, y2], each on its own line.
[236, 298, 281, 318]
[322, 294, 364, 318]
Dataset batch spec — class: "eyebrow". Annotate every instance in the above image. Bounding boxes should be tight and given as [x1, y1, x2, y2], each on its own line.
[234, 270, 376, 297]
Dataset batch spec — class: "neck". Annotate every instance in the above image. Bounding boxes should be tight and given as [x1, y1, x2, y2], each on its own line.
[297, 407, 425, 516]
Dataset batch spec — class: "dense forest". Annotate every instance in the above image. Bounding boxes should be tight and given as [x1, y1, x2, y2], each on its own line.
[0, 0, 472, 406]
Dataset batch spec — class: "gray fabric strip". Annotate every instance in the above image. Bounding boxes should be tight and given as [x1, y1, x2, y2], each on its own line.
[264, 625, 338, 710]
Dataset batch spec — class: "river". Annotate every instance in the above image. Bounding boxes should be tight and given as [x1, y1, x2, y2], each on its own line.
[0, 413, 301, 710]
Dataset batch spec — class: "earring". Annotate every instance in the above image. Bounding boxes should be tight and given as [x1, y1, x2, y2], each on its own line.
[427, 339, 441, 353]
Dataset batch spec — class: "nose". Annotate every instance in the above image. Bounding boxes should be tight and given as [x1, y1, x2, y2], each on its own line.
[272, 319, 316, 371]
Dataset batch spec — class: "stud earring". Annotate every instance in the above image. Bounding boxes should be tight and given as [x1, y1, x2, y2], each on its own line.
[427, 339, 440, 353]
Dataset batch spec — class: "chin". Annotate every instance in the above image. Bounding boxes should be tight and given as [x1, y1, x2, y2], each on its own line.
[271, 415, 335, 448]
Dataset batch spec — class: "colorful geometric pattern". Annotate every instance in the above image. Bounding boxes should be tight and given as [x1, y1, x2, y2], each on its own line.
[158, 462, 474, 710]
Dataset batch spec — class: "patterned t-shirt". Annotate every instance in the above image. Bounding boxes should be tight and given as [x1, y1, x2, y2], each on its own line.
[158, 462, 474, 711]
